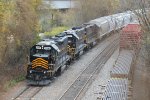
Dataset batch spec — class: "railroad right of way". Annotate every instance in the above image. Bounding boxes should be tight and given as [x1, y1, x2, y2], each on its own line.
[58, 37, 119, 100]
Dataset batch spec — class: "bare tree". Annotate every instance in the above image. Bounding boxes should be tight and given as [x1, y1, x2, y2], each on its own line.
[61, 0, 121, 26]
[124, 0, 150, 66]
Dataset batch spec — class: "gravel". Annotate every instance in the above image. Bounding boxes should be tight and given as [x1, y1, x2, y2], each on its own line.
[81, 48, 119, 100]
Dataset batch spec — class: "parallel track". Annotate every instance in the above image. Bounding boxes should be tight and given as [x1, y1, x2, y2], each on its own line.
[12, 86, 43, 100]
[58, 38, 119, 100]
[12, 36, 119, 100]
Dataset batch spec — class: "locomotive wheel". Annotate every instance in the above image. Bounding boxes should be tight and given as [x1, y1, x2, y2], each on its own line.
[84, 46, 88, 52]
[55, 67, 61, 76]
[91, 42, 94, 48]
[75, 52, 80, 59]
[67, 59, 71, 65]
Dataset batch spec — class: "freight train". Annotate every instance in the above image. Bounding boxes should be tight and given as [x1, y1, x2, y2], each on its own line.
[26, 11, 136, 85]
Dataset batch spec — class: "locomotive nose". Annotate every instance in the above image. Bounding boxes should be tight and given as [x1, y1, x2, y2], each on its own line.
[32, 58, 49, 69]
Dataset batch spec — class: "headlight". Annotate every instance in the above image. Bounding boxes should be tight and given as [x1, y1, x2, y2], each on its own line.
[44, 71, 47, 74]
[29, 70, 32, 73]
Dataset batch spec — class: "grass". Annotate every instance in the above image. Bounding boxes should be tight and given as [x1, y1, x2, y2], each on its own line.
[4, 75, 25, 91]
[44, 26, 69, 36]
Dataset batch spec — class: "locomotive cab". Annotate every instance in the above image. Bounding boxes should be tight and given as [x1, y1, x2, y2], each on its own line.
[65, 27, 86, 58]
[67, 31, 78, 56]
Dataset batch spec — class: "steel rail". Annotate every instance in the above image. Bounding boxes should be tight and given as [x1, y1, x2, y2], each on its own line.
[12, 86, 43, 100]
[58, 38, 119, 100]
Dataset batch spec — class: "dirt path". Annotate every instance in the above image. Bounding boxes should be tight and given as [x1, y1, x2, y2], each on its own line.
[132, 52, 150, 100]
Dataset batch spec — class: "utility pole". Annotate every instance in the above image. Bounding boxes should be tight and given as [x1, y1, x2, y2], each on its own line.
[70, 0, 71, 8]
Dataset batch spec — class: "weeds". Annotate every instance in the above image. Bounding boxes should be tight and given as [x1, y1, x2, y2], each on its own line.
[4, 74, 25, 91]
[44, 26, 69, 36]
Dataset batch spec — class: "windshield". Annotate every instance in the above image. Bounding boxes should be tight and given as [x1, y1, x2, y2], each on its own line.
[30, 45, 52, 55]
[35, 46, 51, 55]
[35, 49, 50, 55]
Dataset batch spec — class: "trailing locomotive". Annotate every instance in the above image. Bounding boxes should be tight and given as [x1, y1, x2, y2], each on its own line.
[26, 11, 136, 85]
[64, 24, 98, 58]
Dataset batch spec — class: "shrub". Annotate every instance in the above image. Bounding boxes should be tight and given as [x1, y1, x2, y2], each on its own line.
[44, 26, 69, 36]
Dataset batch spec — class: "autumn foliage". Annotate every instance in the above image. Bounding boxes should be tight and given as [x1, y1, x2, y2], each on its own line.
[0, 0, 41, 90]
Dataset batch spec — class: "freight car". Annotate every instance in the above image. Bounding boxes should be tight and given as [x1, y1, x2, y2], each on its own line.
[120, 22, 142, 51]
[26, 11, 136, 85]
[89, 12, 134, 39]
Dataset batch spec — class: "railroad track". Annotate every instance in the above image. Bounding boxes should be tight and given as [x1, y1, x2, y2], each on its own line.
[58, 39, 119, 100]
[12, 36, 119, 100]
[12, 86, 43, 100]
